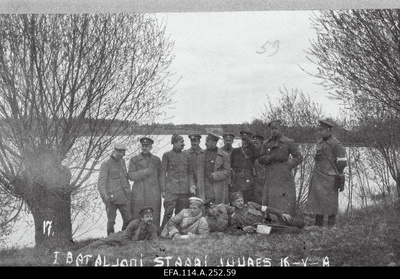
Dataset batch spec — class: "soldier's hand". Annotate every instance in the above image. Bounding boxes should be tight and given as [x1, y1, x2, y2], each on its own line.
[207, 174, 214, 181]
[161, 192, 166, 199]
[190, 185, 197, 195]
[282, 213, 292, 223]
[243, 226, 256, 233]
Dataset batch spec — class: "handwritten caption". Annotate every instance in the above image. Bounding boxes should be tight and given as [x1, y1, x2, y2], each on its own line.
[52, 252, 330, 267]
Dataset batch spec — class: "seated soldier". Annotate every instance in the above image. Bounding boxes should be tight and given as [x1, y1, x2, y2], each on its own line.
[228, 191, 305, 234]
[83, 206, 158, 249]
[165, 197, 209, 239]
[203, 197, 234, 233]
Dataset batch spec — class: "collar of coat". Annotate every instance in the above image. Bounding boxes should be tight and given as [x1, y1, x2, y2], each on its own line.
[185, 146, 203, 154]
[317, 134, 338, 145]
[200, 148, 226, 156]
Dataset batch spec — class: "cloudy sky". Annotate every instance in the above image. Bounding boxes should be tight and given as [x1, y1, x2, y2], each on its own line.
[156, 11, 342, 125]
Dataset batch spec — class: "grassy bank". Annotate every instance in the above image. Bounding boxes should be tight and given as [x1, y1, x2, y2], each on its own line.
[1, 202, 399, 267]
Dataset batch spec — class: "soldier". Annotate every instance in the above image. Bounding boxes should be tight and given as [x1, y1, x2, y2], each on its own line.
[221, 132, 235, 190]
[306, 120, 347, 228]
[221, 133, 235, 156]
[83, 206, 157, 250]
[251, 134, 266, 205]
[191, 133, 231, 204]
[228, 191, 305, 234]
[258, 120, 303, 216]
[185, 133, 203, 190]
[160, 134, 192, 230]
[203, 197, 233, 233]
[97, 143, 132, 236]
[128, 137, 162, 230]
[230, 130, 258, 203]
[165, 197, 209, 239]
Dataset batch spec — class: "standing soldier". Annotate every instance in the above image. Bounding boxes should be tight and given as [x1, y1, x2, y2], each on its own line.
[192, 133, 231, 204]
[251, 134, 266, 205]
[258, 120, 303, 216]
[221, 132, 235, 190]
[230, 130, 258, 203]
[128, 137, 162, 230]
[97, 143, 132, 236]
[306, 120, 347, 228]
[160, 134, 192, 230]
[185, 133, 203, 191]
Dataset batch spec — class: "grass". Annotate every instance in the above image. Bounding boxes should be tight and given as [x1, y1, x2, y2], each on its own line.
[1, 202, 399, 267]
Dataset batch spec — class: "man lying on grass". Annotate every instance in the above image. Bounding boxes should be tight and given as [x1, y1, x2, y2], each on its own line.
[228, 191, 306, 234]
[203, 197, 234, 233]
[163, 197, 209, 239]
[83, 206, 158, 249]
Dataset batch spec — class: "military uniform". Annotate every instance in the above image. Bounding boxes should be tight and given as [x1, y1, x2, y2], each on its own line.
[193, 133, 231, 204]
[230, 131, 258, 203]
[97, 144, 132, 235]
[160, 141, 192, 229]
[258, 129, 303, 216]
[128, 137, 162, 228]
[165, 197, 209, 238]
[306, 120, 347, 227]
[252, 135, 266, 205]
[184, 134, 203, 186]
[204, 198, 232, 233]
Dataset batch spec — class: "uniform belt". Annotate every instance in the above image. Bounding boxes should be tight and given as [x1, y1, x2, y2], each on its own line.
[269, 160, 287, 165]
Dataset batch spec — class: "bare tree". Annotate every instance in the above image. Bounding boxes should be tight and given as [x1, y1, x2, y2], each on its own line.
[0, 14, 175, 249]
[307, 9, 400, 113]
[307, 9, 400, 200]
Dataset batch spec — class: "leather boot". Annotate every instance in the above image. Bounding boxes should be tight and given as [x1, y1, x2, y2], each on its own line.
[315, 214, 324, 227]
[328, 214, 336, 228]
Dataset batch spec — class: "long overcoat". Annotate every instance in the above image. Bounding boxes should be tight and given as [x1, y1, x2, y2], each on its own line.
[128, 153, 162, 227]
[306, 135, 347, 215]
[193, 148, 231, 204]
[258, 135, 303, 216]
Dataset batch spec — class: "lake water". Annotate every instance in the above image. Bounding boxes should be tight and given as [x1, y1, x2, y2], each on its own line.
[0, 134, 392, 249]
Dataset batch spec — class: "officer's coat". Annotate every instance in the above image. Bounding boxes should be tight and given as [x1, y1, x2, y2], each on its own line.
[258, 135, 303, 216]
[193, 148, 231, 204]
[128, 153, 162, 227]
[306, 135, 347, 215]
[98, 156, 131, 205]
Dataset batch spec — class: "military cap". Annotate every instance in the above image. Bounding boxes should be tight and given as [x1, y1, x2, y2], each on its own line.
[189, 197, 204, 206]
[318, 119, 334, 129]
[188, 133, 202, 140]
[222, 133, 235, 139]
[268, 119, 282, 128]
[252, 134, 265, 142]
[230, 191, 244, 203]
[239, 130, 253, 137]
[171, 133, 184, 144]
[204, 197, 216, 208]
[114, 143, 127, 151]
[206, 133, 220, 142]
[139, 206, 154, 216]
[140, 137, 154, 145]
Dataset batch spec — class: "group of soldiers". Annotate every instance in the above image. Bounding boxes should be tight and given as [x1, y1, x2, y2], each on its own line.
[94, 119, 347, 247]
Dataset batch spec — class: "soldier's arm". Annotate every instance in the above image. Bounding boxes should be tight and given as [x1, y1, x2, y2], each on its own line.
[167, 210, 184, 238]
[197, 217, 210, 237]
[128, 158, 150, 182]
[97, 162, 109, 202]
[211, 153, 231, 181]
[121, 220, 139, 242]
[287, 140, 303, 169]
[160, 153, 169, 193]
[332, 142, 347, 174]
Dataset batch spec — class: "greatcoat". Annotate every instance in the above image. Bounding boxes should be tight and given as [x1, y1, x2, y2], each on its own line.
[258, 135, 303, 216]
[306, 135, 347, 215]
[193, 148, 231, 204]
[128, 153, 162, 227]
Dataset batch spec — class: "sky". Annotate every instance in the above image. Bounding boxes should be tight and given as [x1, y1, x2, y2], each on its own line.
[156, 11, 342, 125]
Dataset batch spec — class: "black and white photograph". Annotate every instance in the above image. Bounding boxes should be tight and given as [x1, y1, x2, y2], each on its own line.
[0, 0, 399, 270]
